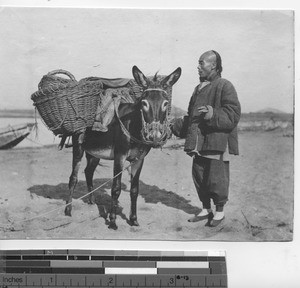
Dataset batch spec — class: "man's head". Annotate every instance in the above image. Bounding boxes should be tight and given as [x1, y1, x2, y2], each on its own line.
[198, 50, 222, 82]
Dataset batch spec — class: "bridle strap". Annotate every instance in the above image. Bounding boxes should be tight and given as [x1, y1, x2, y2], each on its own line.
[143, 88, 168, 96]
[113, 98, 153, 146]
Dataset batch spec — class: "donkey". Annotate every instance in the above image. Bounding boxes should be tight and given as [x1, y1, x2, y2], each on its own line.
[64, 65, 181, 229]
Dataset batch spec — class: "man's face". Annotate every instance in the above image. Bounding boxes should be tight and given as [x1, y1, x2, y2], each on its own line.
[198, 53, 216, 81]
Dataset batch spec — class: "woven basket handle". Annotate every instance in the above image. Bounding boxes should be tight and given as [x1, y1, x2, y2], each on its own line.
[47, 69, 77, 82]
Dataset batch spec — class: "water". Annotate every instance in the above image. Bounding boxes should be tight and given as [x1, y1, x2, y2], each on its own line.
[0, 117, 60, 148]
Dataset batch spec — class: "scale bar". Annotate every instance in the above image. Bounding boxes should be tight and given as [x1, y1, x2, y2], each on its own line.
[156, 261, 209, 268]
[0, 250, 227, 287]
[105, 268, 157, 274]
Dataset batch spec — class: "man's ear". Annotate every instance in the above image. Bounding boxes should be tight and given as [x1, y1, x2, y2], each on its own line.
[211, 60, 217, 70]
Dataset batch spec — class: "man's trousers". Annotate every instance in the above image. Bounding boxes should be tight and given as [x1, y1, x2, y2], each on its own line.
[192, 155, 230, 211]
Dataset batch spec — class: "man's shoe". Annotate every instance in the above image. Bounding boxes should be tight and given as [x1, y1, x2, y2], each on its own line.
[210, 216, 225, 227]
[188, 212, 214, 223]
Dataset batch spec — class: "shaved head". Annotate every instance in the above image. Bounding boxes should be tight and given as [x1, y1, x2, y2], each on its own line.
[200, 51, 217, 65]
[198, 50, 222, 81]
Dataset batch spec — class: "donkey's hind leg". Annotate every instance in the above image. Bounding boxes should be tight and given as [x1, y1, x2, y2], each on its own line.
[65, 134, 84, 217]
[84, 153, 100, 205]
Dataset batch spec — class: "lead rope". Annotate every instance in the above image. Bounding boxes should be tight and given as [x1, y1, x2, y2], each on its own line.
[2, 92, 170, 230]
[0, 149, 148, 231]
[113, 98, 153, 146]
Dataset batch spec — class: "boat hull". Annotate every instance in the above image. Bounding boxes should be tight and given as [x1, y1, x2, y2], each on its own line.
[0, 123, 35, 149]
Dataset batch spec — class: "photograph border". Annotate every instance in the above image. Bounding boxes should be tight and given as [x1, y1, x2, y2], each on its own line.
[0, 0, 298, 287]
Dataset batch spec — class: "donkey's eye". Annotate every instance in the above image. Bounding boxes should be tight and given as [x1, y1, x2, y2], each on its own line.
[142, 100, 150, 111]
[161, 100, 169, 112]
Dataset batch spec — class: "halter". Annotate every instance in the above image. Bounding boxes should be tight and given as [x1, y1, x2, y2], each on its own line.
[113, 88, 171, 147]
[140, 110, 171, 145]
[142, 88, 169, 99]
[140, 87, 171, 146]
[143, 88, 167, 94]
[113, 98, 164, 147]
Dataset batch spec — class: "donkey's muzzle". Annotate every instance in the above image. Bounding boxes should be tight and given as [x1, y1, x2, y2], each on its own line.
[142, 121, 170, 148]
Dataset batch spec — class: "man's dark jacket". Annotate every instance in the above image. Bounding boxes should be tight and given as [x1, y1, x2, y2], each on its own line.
[172, 75, 241, 155]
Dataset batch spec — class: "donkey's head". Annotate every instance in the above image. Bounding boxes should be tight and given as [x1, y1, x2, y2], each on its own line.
[132, 65, 181, 148]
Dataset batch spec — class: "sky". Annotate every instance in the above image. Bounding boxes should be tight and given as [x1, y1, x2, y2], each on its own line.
[0, 7, 294, 113]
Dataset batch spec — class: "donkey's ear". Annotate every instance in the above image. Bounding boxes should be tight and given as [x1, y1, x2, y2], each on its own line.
[161, 67, 182, 87]
[132, 66, 148, 89]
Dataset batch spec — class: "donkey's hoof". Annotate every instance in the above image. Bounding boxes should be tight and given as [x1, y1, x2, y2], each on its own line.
[108, 222, 118, 230]
[129, 219, 139, 227]
[87, 198, 95, 205]
[64, 206, 72, 217]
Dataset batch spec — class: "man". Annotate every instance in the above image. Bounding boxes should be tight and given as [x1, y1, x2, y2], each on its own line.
[172, 50, 241, 227]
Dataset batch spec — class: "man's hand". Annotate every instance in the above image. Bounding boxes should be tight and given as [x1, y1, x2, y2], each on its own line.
[170, 116, 189, 138]
[198, 105, 213, 120]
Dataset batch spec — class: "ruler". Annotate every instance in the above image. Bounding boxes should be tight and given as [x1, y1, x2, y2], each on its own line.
[0, 250, 227, 287]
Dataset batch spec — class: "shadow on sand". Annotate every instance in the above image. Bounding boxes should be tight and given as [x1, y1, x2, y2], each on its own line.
[28, 178, 200, 225]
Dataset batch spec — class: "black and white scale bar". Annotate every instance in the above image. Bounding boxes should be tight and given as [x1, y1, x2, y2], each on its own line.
[0, 273, 227, 287]
[0, 250, 227, 287]
[1, 250, 225, 260]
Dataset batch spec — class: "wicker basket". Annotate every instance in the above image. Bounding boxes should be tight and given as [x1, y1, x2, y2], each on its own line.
[31, 70, 103, 136]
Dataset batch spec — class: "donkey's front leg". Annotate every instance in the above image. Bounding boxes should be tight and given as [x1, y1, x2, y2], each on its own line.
[129, 157, 144, 226]
[65, 134, 84, 217]
[108, 154, 126, 230]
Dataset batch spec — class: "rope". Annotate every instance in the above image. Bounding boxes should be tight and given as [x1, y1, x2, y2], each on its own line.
[34, 108, 39, 139]
[48, 108, 69, 132]
[67, 97, 86, 122]
[24, 136, 44, 146]
[2, 89, 170, 229]
[143, 88, 168, 96]
[113, 98, 168, 147]
[114, 99, 150, 146]
[0, 149, 148, 230]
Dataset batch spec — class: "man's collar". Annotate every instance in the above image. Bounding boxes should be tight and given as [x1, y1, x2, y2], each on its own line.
[197, 80, 210, 92]
[207, 73, 220, 82]
[200, 73, 220, 83]
[198, 74, 220, 92]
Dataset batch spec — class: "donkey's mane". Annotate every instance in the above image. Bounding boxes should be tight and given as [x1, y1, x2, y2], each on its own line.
[147, 73, 166, 89]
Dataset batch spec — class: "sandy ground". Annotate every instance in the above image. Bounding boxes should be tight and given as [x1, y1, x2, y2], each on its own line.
[0, 131, 293, 241]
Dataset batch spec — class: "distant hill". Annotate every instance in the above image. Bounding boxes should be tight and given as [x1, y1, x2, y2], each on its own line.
[170, 106, 186, 118]
[241, 111, 293, 122]
[0, 109, 36, 118]
[239, 110, 293, 134]
[255, 107, 289, 114]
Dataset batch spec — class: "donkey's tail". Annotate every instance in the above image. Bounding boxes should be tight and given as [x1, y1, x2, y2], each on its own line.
[58, 135, 68, 150]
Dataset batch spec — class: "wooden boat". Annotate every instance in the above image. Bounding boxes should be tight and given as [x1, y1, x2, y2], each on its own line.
[0, 123, 35, 149]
